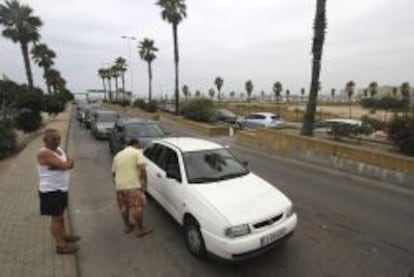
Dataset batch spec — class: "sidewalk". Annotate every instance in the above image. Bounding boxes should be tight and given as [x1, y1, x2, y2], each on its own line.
[0, 107, 77, 277]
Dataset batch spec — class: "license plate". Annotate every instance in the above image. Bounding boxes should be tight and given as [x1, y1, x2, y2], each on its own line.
[260, 228, 286, 247]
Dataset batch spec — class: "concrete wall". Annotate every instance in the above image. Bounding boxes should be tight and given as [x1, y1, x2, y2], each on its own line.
[237, 129, 414, 188]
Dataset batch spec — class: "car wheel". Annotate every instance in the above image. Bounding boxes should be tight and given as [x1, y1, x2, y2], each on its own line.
[184, 216, 206, 258]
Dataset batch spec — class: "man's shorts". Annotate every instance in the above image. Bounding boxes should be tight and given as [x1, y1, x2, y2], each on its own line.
[116, 188, 146, 212]
[39, 190, 68, 216]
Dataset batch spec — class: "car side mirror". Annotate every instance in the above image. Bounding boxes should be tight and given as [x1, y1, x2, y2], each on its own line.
[242, 161, 249, 167]
[166, 167, 181, 182]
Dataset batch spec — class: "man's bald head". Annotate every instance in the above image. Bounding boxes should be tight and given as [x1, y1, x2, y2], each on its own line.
[43, 128, 61, 149]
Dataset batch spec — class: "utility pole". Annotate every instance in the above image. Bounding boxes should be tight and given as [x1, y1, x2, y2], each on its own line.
[121, 35, 136, 101]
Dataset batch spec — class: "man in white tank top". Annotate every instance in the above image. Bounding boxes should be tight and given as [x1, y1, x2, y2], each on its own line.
[37, 128, 79, 254]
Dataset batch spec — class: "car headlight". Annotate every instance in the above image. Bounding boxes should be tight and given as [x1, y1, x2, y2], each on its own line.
[286, 205, 294, 218]
[224, 224, 251, 238]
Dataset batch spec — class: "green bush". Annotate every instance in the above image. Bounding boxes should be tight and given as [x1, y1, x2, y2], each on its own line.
[361, 116, 383, 131]
[133, 99, 146, 109]
[181, 98, 215, 123]
[388, 116, 414, 156]
[15, 109, 42, 133]
[43, 95, 65, 116]
[16, 90, 44, 112]
[144, 101, 158, 113]
[0, 120, 17, 159]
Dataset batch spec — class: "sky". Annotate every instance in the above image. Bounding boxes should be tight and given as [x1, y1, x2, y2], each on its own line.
[1, 0, 414, 99]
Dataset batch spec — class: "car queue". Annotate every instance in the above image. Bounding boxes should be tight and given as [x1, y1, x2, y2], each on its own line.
[75, 101, 297, 261]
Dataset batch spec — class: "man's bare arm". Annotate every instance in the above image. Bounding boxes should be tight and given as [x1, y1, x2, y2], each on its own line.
[138, 164, 147, 190]
[38, 150, 73, 170]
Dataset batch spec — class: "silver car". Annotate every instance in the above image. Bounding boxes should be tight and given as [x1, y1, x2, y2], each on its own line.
[91, 110, 119, 139]
[236, 112, 285, 130]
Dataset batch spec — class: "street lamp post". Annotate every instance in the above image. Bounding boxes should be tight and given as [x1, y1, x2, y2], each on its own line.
[121, 35, 136, 101]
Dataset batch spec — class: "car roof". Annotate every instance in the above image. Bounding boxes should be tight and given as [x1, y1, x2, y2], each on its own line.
[325, 118, 361, 125]
[117, 117, 156, 126]
[154, 137, 223, 153]
[249, 112, 276, 117]
[96, 110, 117, 114]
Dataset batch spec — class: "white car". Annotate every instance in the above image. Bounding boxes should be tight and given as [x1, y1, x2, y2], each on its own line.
[236, 112, 285, 130]
[143, 137, 297, 260]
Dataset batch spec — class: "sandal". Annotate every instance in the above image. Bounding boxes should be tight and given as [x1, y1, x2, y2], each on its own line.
[137, 227, 153, 238]
[56, 244, 78, 255]
[64, 235, 81, 243]
[124, 224, 135, 234]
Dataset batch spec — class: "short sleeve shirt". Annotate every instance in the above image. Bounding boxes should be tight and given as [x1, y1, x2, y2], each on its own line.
[112, 146, 145, 191]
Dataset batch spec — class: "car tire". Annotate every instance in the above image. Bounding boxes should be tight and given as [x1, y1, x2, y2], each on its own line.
[109, 142, 114, 155]
[184, 216, 206, 258]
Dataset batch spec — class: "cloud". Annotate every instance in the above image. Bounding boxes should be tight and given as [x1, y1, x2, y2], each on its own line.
[1, 0, 413, 98]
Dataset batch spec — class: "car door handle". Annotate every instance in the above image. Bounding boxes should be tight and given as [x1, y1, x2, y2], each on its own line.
[156, 173, 162, 178]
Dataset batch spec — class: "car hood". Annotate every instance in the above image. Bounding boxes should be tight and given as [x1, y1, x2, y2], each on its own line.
[190, 173, 292, 226]
[126, 136, 164, 148]
[96, 122, 115, 129]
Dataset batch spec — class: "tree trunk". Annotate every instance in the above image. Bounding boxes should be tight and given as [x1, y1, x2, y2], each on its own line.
[108, 78, 113, 102]
[102, 78, 107, 101]
[43, 67, 51, 94]
[148, 62, 153, 102]
[349, 98, 352, 118]
[301, 0, 327, 136]
[20, 42, 34, 90]
[173, 24, 180, 115]
[121, 73, 125, 101]
[114, 77, 119, 101]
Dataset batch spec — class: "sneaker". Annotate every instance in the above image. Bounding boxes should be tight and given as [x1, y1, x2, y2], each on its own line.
[56, 244, 78, 255]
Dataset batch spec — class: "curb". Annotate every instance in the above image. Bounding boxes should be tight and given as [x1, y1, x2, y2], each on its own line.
[64, 105, 81, 277]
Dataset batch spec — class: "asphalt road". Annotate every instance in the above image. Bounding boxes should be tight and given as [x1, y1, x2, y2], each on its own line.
[68, 117, 414, 277]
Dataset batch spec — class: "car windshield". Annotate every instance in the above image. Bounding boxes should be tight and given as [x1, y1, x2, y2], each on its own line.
[126, 123, 164, 137]
[97, 113, 117, 122]
[183, 148, 249, 184]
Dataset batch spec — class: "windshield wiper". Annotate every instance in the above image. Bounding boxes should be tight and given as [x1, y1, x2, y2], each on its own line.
[189, 176, 220, 184]
[218, 172, 249, 181]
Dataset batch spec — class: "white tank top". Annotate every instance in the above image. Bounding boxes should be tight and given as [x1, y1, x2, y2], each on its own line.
[38, 147, 70, 192]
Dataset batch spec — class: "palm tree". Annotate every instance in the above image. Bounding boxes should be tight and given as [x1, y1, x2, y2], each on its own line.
[111, 65, 120, 101]
[286, 89, 290, 103]
[273, 82, 283, 105]
[0, 0, 42, 90]
[400, 82, 411, 114]
[156, 0, 187, 114]
[301, 88, 305, 102]
[98, 68, 108, 101]
[301, 0, 327, 136]
[229, 91, 235, 101]
[208, 88, 215, 100]
[31, 43, 56, 94]
[245, 80, 253, 103]
[260, 90, 265, 101]
[345, 81, 356, 118]
[103, 68, 113, 102]
[138, 38, 158, 102]
[47, 68, 66, 93]
[392, 87, 398, 98]
[195, 90, 201, 98]
[368, 81, 378, 98]
[182, 84, 189, 101]
[331, 88, 336, 101]
[214, 76, 223, 102]
[114, 57, 127, 100]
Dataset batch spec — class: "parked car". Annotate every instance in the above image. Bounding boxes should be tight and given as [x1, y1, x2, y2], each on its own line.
[109, 117, 168, 154]
[84, 106, 102, 129]
[143, 137, 297, 260]
[236, 112, 285, 130]
[90, 110, 119, 139]
[314, 118, 362, 134]
[213, 109, 238, 124]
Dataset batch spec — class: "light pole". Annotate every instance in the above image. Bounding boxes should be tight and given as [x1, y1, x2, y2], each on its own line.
[121, 35, 136, 101]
